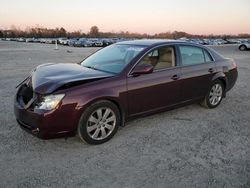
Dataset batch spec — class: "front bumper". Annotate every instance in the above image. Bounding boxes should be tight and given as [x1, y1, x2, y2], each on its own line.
[14, 101, 76, 139]
[14, 84, 79, 139]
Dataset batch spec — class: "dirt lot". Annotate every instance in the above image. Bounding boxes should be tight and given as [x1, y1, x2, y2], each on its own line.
[0, 41, 249, 188]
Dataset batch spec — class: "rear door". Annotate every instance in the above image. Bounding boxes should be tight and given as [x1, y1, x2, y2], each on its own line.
[178, 45, 216, 101]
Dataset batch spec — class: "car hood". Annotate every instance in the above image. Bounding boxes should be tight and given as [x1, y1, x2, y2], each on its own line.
[30, 63, 114, 94]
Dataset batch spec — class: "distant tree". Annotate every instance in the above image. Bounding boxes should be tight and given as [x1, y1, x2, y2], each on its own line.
[30, 28, 37, 37]
[8, 30, 16, 38]
[37, 29, 42, 38]
[68, 30, 82, 38]
[172, 31, 189, 39]
[59, 27, 67, 37]
[89, 26, 99, 37]
[1, 25, 249, 39]
[238, 33, 250, 38]
[0, 30, 3, 38]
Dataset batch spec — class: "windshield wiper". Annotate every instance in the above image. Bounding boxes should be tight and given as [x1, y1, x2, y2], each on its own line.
[82, 65, 117, 74]
[82, 65, 96, 70]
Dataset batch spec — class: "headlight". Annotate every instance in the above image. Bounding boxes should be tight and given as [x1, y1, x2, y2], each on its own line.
[35, 94, 65, 111]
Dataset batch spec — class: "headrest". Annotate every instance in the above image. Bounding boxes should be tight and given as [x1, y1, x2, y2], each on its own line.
[159, 49, 172, 62]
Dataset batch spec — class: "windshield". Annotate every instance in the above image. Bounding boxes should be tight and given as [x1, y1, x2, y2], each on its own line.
[81, 44, 145, 74]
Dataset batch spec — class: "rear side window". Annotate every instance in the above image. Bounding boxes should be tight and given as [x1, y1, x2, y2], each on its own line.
[179, 46, 205, 65]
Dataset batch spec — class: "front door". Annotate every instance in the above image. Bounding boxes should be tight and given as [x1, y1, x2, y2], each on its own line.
[127, 45, 181, 116]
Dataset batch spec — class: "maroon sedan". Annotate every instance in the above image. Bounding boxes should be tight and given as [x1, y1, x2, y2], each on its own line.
[14, 40, 238, 144]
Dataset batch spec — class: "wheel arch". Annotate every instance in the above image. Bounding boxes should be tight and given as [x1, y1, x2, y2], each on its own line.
[239, 44, 247, 50]
[104, 98, 126, 127]
[78, 96, 126, 127]
[212, 73, 228, 97]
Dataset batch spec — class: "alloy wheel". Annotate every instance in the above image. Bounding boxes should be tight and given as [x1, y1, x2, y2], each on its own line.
[209, 83, 223, 106]
[86, 107, 116, 140]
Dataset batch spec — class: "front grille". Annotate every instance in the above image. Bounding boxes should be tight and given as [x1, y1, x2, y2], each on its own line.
[17, 84, 35, 108]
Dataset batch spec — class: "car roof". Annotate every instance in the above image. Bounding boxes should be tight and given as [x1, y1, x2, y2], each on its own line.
[117, 39, 190, 46]
[116, 39, 225, 61]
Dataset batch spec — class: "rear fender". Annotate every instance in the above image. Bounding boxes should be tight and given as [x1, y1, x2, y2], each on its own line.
[211, 72, 228, 97]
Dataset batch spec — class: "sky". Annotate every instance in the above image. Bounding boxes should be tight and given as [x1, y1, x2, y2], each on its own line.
[0, 0, 249, 35]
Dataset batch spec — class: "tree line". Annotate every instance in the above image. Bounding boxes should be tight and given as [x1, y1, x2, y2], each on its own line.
[0, 25, 249, 39]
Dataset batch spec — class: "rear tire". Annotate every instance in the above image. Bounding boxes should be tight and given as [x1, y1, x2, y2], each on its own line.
[201, 80, 224, 109]
[78, 100, 121, 144]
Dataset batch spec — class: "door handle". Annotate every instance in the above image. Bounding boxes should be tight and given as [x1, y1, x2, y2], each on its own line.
[208, 68, 215, 73]
[171, 74, 180, 80]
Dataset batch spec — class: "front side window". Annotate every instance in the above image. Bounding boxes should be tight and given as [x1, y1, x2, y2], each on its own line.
[204, 50, 213, 62]
[138, 46, 176, 70]
[179, 46, 206, 66]
[81, 44, 145, 74]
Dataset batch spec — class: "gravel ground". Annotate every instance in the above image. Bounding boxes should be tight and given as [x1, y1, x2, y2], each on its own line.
[0, 41, 249, 188]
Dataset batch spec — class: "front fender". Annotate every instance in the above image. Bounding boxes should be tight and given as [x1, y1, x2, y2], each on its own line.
[77, 94, 127, 127]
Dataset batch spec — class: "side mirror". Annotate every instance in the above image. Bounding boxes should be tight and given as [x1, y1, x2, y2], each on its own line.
[131, 64, 154, 76]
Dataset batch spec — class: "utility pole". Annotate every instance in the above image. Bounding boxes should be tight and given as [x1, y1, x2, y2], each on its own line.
[55, 39, 58, 50]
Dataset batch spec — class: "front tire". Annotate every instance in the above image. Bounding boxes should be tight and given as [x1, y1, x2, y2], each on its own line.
[78, 100, 121, 144]
[201, 80, 224, 109]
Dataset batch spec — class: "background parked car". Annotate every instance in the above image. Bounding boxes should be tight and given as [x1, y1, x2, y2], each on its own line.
[71, 39, 82, 47]
[81, 38, 95, 47]
[25, 38, 35, 43]
[40, 38, 56, 44]
[58, 38, 69, 45]
[17, 38, 25, 42]
[102, 38, 114, 46]
[188, 39, 204, 45]
[89, 38, 103, 47]
[225, 39, 241, 44]
[2, 37, 250, 50]
[239, 40, 250, 51]
[68, 38, 79, 47]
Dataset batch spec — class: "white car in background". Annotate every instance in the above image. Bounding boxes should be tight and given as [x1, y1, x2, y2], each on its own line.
[58, 38, 69, 45]
[239, 40, 250, 51]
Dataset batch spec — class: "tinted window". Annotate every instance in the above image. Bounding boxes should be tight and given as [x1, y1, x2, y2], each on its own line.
[138, 46, 175, 70]
[179, 46, 205, 65]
